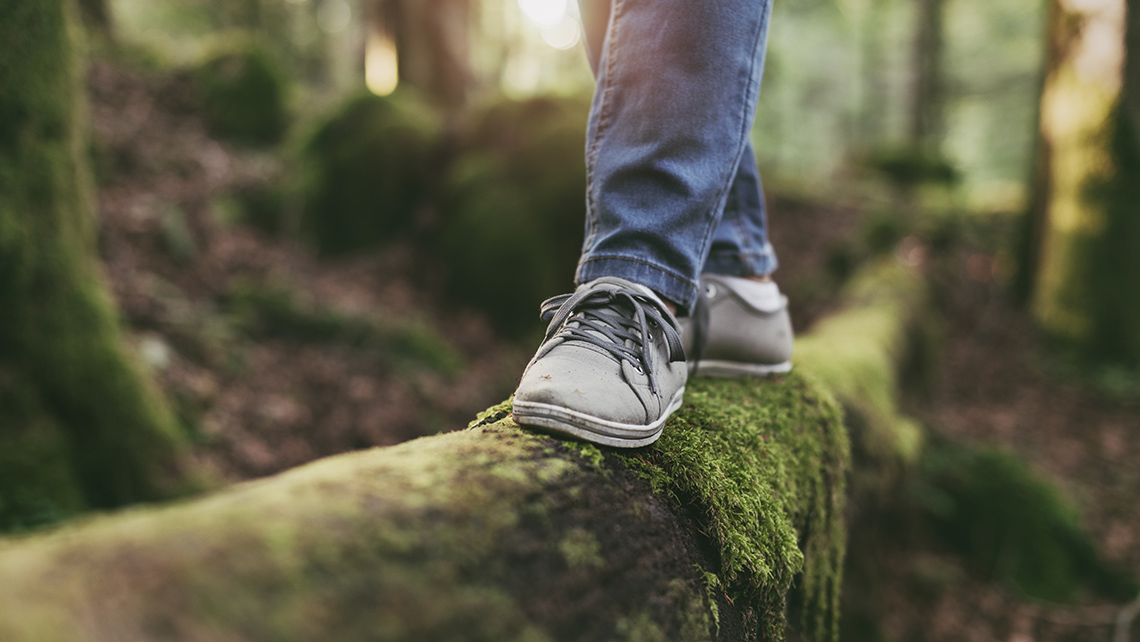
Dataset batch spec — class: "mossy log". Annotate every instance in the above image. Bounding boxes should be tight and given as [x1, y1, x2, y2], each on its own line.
[0, 0, 196, 530]
[0, 261, 926, 642]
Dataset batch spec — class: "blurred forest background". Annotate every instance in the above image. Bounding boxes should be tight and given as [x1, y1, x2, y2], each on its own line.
[2, 0, 1140, 639]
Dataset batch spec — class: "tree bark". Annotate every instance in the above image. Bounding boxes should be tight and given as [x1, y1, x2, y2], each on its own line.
[0, 0, 197, 531]
[0, 260, 930, 642]
[1028, 0, 1140, 365]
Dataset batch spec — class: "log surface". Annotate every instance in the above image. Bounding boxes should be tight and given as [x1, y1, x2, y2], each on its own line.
[0, 260, 928, 642]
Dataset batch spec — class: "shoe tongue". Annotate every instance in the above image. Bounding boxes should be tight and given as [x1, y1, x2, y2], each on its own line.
[580, 277, 668, 312]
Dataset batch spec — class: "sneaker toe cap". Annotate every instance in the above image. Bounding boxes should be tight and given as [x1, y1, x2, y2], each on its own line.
[514, 350, 652, 426]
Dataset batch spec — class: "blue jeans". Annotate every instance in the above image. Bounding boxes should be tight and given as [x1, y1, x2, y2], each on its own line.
[575, 0, 778, 314]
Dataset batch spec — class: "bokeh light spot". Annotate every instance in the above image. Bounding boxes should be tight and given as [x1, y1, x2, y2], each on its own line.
[366, 33, 399, 96]
[541, 17, 580, 50]
[317, 0, 351, 33]
[518, 0, 567, 27]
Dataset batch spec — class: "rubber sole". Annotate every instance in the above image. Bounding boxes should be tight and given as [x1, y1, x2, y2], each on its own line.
[692, 360, 792, 378]
[512, 387, 685, 448]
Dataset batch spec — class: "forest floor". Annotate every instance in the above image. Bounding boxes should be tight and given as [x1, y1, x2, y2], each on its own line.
[89, 59, 532, 481]
[89, 58, 1140, 641]
[876, 226, 1140, 642]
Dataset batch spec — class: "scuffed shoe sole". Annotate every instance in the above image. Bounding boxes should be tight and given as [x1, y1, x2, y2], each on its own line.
[693, 360, 792, 378]
[512, 387, 685, 448]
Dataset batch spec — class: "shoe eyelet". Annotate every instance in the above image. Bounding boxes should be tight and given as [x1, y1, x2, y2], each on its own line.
[705, 284, 718, 298]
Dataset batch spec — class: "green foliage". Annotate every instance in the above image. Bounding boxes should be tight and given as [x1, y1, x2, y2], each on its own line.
[193, 39, 289, 145]
[439, 95, 590, 334]
[914, 440, 1137, 601]
[622, 373, 849, 642]
[229, 182, 286, 235]
[0, 0, 196, 524]
[298, 91, 441, 254]
[864, 147, 960, 189]
[222, 279, 463, 374]
[860, 211, 907, 256]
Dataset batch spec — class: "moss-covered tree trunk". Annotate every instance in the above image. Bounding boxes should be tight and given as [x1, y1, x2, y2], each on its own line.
[0, 374, 846, 642]
[0, 260, 930, 642]
[1025, 0, 1140, 365]
[0, 0, 195, 530]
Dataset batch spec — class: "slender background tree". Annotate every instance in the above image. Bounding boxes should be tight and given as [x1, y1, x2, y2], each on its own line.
[0, 0, 198, 530]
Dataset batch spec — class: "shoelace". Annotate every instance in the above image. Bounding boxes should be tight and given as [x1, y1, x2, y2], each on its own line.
[537, 282, 684, 397]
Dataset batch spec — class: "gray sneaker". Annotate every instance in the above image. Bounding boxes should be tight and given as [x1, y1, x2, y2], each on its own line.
[679, 274, 794, 377]
[512, 277, 688, 448]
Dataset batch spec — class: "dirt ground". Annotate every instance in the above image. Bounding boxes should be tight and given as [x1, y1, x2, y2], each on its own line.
[88, 58, 1139, 641]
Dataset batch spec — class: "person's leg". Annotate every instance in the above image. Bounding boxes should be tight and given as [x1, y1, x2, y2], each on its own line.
[683, 141, 794, 377]
[574, 0, 775, 314]
[512, 0, 778, 447]
[579, 0, 778, 282]
[705, 140, 779, 278]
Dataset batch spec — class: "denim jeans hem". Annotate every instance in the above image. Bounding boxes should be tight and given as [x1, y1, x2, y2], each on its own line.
[576, 255, 699, 315]
[703, 248, 779, 278]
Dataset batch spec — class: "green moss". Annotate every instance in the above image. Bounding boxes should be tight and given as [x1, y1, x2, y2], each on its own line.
[624, 372, 848, 642]
[0, 425, 576, 641]
[615, 612, 668, 642]
[796, 260, 927, 475]
[671, 578, 716, 642]
[698, 569, 722, 637]
[439, 95, 591, 333]
[297, 91, 440, 254]
[864, 147, 960, 189]
[559, 527, 604, 570]
[0, 371, 85, 532]
[193, 39, 289, 145]
[223, 278, 463, 374]
[0, 0, 197, 526]
[915, 440, 1137, 601]
[562, 441, 607, 470]
[467, 397, 514, 430]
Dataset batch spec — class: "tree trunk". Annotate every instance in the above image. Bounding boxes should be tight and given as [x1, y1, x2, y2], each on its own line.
[909, 0, 946, 155]
[860, 0, 890, 147]
[0, 0, 197, 531]
[380, 0, 472, 109]
[1028, 0, 1140, 365]
[0, 259, 930, 642]
[0, 375, 845, 642]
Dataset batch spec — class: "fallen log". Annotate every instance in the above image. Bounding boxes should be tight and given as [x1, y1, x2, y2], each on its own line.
[0, 260, 926, 642]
